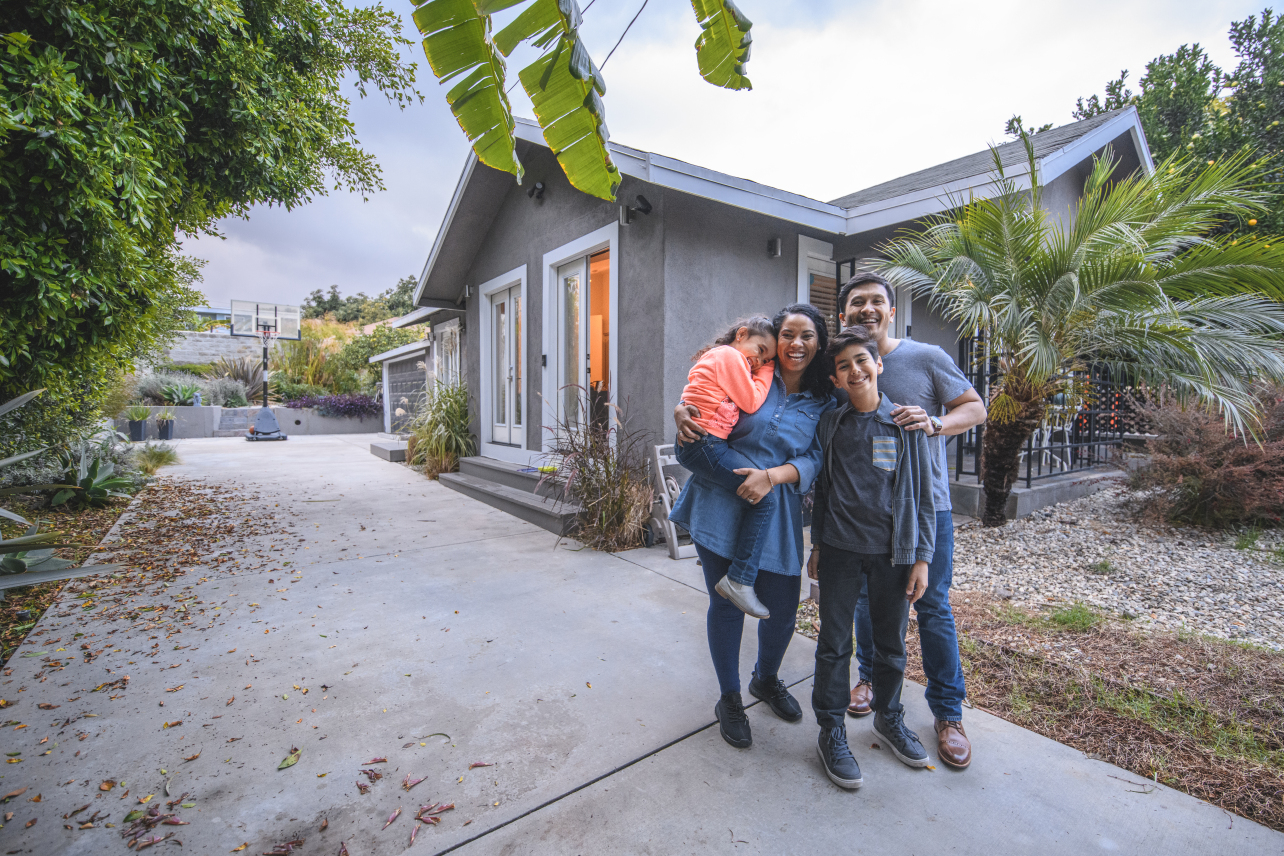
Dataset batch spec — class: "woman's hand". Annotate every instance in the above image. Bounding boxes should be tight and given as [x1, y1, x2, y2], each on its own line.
[732, 468, 773, 503]
[807, 548, 820, 580]
[906, 560, 929, 604]
[673, 403, 705, 446]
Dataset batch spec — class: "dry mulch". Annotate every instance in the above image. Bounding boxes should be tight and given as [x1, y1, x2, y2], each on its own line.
[795, 591, 1284, 832]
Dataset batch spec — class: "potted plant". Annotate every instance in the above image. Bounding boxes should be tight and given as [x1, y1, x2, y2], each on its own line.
[155, 406, 176, 441]
[125, 405, 151, 442]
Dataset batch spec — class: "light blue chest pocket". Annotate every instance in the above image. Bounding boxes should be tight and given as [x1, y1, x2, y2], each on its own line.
[872, 436, 897, 472]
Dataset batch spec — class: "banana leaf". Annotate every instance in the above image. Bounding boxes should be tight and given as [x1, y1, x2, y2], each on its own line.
[519, 35, 621, 200]
[689, 0, 753, 90]
[412, 0, 523, 180]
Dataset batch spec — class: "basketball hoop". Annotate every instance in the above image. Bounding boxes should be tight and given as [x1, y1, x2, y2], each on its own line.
[229, 300, 300, 442]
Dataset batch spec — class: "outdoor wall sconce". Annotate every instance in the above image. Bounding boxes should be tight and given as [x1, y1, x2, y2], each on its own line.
[527, 181, 545, 200]
[620, 194, 653, 225]
[768, 238, 782, 257]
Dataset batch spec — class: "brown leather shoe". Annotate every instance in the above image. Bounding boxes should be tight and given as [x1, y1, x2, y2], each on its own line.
[846, 681, 873, 718]
[935, 719, 972, 769]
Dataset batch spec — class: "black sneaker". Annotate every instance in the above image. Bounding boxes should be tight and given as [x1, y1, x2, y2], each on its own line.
[874, 709, 929, 768]
[817, 726, 863, 789]
[715, 692, 752, 748]
[748, 673, 802, 722]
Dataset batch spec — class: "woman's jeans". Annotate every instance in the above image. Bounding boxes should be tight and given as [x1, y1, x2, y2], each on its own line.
[813, 546, 910, 730]
[676, 434, 777, 586]
[695, 543, 799, 695]
[853, 510, 966, 721]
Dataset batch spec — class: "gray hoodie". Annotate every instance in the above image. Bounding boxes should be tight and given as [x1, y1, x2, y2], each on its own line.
[811, 393, 936, 566]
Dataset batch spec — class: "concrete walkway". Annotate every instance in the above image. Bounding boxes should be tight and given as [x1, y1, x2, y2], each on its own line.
[3, 435, 1280, 855]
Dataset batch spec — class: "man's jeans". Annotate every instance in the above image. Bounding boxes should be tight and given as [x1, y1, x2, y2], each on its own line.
[812, 546, 910, 730]
[854, 510, 965, 721]
[675, 433, 777, 586]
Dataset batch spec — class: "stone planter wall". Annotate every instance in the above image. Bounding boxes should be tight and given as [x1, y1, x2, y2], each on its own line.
[115, 405, 377, 438]
[113, 406, 222, 440]
[276, 407, 380, 435]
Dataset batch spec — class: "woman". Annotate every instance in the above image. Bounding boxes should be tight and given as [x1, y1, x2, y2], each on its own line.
[669, 303, 835, 749]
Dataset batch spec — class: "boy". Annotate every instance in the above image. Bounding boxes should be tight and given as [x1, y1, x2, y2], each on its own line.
[807, 326, 936, 789]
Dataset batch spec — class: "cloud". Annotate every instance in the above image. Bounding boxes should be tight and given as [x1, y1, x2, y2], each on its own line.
[183, 0, 1264, 308]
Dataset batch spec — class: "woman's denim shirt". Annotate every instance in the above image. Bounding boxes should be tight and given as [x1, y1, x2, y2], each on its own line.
[669, 368, 835, 576]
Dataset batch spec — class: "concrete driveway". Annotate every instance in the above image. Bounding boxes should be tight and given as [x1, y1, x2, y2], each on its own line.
[2, 434, 1279, 855]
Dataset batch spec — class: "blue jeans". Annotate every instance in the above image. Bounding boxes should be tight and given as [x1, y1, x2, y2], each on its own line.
[695, 543, 800, 695]
[854, 510, 965, 720]
[676, 434, 777, 586]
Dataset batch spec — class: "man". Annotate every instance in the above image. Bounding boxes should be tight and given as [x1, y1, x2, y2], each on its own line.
[837, 272, 987, 770]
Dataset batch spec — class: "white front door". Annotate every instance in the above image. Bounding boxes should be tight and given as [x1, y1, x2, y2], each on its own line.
[554, 249, 610, 431]
[489, 284, 522, 445]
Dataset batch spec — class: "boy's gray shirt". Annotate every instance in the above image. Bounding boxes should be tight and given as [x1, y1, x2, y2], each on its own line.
[878, 338, 974, 513]
[812, 393, 936, 566]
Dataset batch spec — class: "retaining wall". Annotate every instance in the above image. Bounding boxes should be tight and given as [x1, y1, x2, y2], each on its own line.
[164, 331, 279, 365]
[114, 405, 375, 438]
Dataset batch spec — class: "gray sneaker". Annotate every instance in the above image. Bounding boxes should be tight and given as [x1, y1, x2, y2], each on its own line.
[874, 709, 929, 768]
[817, 726, 863, 789]
[715, 576, 770, 619]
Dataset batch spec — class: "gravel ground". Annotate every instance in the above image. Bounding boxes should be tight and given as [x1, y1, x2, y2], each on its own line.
[951, 482, 1284, 650]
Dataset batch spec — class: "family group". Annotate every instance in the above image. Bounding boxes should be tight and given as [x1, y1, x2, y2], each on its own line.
[669, 272, 988, 789]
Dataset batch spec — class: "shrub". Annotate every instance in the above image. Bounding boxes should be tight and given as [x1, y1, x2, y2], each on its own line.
[275, 380, 329, 403]
[163, 362, 215, 377]
[133, 443, 179, 476]
[51, 430, 140, 508]
[124, 405, 152, 422]
[1129, 387, 1284, 528]
[206, 377, 249, 407]
[284, 393, 381, 420]
[136, 371, 205, 405]
[210, 356, 264, 393]
[407, 383, 474, 477]
[540, 392, 653, 552]
[161, 382, 202, 406]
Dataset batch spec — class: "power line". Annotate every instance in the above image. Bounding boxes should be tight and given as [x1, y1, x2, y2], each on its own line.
[599, 0, 648, 70]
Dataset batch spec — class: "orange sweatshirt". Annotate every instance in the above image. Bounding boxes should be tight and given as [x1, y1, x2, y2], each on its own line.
[681, 346, 776, 439]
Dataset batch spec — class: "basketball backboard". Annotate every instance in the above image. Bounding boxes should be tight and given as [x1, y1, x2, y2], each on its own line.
[230, 300, 301, 340]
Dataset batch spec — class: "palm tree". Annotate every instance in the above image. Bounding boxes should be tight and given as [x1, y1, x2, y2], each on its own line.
[877, 137, 1284, 526]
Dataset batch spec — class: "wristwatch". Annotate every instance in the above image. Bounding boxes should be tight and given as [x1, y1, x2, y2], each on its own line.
[928, 416, 943, 435]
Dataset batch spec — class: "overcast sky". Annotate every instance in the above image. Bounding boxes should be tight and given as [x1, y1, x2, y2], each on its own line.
[182, 0, 1269, 309]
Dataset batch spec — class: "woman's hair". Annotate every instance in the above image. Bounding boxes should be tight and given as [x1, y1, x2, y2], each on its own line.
[771, 303, 833, 399]
[826, 324, 879, 362]
[691, 315, 776, 362]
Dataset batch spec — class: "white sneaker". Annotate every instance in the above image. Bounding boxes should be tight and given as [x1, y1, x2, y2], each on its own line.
[715, 576, 770, 619]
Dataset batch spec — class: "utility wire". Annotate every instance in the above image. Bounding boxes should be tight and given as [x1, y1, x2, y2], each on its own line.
[599, 0, 648, 70]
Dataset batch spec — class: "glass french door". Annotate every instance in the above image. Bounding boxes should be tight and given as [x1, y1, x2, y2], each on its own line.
[490, 285, 522, 445]
[555, 249, 610, 431]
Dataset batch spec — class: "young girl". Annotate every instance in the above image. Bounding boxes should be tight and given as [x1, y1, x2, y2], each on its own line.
[676, 316, 779, 619]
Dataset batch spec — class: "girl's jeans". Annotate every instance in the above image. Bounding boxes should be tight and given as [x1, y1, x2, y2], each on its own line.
[676, 434, 776, 586]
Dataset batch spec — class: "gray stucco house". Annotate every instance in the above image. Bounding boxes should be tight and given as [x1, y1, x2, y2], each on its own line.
[395, 107, 1152, 521]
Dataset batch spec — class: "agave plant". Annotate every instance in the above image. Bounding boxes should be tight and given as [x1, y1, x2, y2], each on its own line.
[1, 390, 79, 532]
[51, 434, 135, 509]
[0, 523, 78, 575]
[410, 0, 752, 201]
[161, 382, 202, 406]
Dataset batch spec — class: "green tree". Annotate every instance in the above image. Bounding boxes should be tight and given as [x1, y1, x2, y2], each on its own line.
[302, 276, 418, 323]
[0, 1, 419, 447]
[1073, 8, 1284, 233]
[878, 141, 1284, 526]
[333, 324, 427, 376]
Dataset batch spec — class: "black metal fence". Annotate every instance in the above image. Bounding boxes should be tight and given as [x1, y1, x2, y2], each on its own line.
[953, 336, 1138, 489]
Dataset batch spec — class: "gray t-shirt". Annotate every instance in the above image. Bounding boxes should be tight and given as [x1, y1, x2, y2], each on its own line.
[822, 409, 898, 555]
[878, 338, 973, 512]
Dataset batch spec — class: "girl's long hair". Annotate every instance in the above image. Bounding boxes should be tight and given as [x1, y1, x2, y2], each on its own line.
[772, 303, 833, 399]
[691, 315, 776, 362]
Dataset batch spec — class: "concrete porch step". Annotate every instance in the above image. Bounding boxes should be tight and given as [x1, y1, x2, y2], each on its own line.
[458, 456, 562, 500]
[438, 472, 580, 536]
[212, 429, 246, 438]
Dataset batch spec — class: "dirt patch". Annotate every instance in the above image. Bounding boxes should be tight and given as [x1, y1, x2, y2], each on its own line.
[795, 591, 1284, 832]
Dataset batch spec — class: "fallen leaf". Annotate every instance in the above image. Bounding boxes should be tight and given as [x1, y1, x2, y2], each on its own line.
[99, 781, 116, 792]
[231, 845, 247, 853]
[124, 810, 144, 822]
[401, 774, 425, 791]
[183, 751, 201, 762]
[319, 818, 328, 831]
[316, 773, 327, 778]
[25, 818, 36, 828]
[37, 703, 59, 710]
[28, 794, 40, 802]
[226, 697, 235, 706]
[162, 721, 182, 729]
[926, 764, 937, 771]
[382, 807, 401, 830]
[410, 823, 419, 845]
[870, 743, 881, 750]
[355, 782, 370, 795]
[278, 746, 301, 770]
[338, 844, 349, 856]
[227, 649, 236, 653]
[227, 737, 242, 743]
[139, 794, 153, 804]
[1, 788, 27, 802]
[363, 757, 387, 764]
[468, 762, 493, 770]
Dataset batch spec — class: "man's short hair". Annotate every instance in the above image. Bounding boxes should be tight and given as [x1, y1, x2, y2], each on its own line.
[826, 325, 880, 363]
[838, 272, 896, 316]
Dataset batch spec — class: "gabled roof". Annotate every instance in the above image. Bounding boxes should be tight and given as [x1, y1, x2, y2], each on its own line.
[414, 108, 1153, 307]
[829, 110, 1137, 208]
